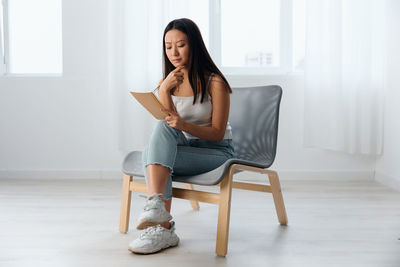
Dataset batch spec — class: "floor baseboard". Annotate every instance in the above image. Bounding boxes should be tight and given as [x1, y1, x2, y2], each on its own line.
[0, 169, 375, 181]
[0, 170, 121, 180]
[375, 170, 400, 192]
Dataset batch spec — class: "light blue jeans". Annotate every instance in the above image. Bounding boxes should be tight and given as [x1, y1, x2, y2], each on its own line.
[142, 120, 235, 200]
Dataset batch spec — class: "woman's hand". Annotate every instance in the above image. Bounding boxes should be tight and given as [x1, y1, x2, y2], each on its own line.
[161, 108, 186, 130]
[159, 65, 185, 93]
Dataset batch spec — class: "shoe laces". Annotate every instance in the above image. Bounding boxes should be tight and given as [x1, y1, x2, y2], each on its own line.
[139, 225, 165, 240]
[142, 193, 164, 211]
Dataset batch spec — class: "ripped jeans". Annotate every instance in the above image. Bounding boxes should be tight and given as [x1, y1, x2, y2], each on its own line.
[142, 120, 235, 200]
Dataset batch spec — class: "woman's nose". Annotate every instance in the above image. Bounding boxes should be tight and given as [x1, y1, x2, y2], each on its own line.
[172, 47, 179, 56]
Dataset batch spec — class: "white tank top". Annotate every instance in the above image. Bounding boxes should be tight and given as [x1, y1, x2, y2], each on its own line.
[171, 73, 233, 140]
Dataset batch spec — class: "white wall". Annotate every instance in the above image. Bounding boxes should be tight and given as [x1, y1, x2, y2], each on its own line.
[375, 0, 400, 191]
[0, 0, 378, 180]
[0, 0, 121, 178]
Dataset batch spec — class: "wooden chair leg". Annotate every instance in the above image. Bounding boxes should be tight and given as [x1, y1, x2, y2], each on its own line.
[267, 170, 288, 225]
[216, 169, 234, 256]
[184, 183, 200, 210]
[119, 174, 133, 233]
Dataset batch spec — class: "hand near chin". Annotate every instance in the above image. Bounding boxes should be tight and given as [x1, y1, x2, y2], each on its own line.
[159, 66, 185, 93]
[161, 108, 186, 131]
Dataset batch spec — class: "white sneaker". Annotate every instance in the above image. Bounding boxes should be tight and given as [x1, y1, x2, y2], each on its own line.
[128, 221, 180, 254]
[136, 193, 173, 230]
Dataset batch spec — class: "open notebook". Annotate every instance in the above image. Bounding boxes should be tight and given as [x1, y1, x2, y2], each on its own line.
[130, 91, 167, 120]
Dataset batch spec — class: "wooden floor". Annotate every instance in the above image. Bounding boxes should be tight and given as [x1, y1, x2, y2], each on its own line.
[0, 178, 399, 267]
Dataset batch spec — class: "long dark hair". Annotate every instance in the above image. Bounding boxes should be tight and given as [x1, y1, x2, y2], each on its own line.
[162, 18, 232, 104]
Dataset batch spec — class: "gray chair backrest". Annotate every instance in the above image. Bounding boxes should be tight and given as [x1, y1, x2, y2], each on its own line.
[229, 85, 283, 168]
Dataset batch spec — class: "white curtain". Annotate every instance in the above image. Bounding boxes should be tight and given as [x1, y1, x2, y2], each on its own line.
[108, 0, 209, 154]
[304, 0, 386, 155]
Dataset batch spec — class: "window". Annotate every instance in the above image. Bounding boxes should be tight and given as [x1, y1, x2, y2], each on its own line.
[221, 0, 281, 68]
[0, 0, 63, 75]
[209, 0, 305, 75]
[0, 1, 5, 73]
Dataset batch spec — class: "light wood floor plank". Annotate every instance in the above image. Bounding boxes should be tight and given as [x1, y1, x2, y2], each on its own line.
[0, 178, 399, 267]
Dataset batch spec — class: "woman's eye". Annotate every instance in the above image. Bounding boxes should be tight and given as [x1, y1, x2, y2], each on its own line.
[166, 45, 184, 50]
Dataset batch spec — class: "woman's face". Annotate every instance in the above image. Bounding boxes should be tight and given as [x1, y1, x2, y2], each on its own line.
[165, 29, 190, 68]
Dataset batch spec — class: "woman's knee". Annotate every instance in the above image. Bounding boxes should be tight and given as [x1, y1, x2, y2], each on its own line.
[155, 120, 177, 134]
[155, 120, 167, 129]
[142, 146, 148, 163]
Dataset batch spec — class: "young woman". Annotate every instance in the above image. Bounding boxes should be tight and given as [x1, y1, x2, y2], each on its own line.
[128, 18, 235, 254]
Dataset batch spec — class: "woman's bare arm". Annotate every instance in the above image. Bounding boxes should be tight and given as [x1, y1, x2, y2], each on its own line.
[157, 79, 177, 113]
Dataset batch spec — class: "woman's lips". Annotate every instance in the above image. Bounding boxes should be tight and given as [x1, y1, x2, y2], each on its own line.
[172, 59, 181, 63]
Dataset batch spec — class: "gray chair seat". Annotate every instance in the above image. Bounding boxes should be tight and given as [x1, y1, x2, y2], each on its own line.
[122, 151, 274, 186]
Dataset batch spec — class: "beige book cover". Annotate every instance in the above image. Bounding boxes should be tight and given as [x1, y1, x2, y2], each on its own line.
[130, 91, 167, 120]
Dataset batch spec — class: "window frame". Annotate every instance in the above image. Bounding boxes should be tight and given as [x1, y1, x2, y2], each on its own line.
[209, 0, 293, 76]
[0, 0, 8, 75]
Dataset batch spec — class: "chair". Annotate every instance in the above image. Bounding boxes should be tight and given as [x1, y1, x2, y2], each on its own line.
[119, 85, 288, 256]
